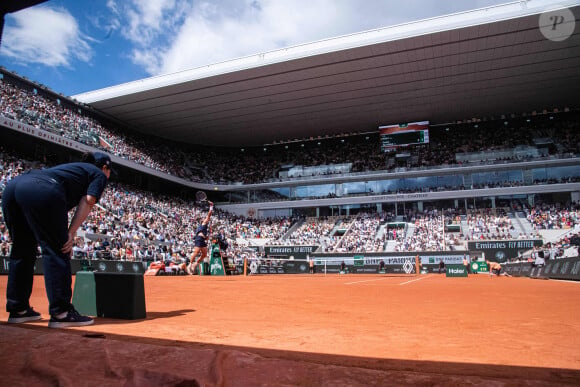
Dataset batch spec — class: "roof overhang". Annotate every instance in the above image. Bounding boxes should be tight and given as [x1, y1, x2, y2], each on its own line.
[74, 0, 580, 147]
[1, 1, 48, 15]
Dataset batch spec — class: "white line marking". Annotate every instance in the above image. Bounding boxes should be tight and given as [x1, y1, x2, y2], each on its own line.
[399, 276, 429, 286]
[344, 277, 391, 285]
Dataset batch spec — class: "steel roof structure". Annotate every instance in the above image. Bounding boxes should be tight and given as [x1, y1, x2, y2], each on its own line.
[74, 0, 580, 147]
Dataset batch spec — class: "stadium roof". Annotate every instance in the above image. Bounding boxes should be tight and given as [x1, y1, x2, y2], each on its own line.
[1, 1, 48, 15]
[74, 0, 580, 147]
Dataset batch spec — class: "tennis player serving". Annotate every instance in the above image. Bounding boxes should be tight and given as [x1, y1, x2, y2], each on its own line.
[187, 200, 214, 275]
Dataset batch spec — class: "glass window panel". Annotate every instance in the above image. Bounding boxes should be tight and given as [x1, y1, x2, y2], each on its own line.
[472, 170, 523, 185]
[534, 165, 580, 182]
[294, 184, 335, 198]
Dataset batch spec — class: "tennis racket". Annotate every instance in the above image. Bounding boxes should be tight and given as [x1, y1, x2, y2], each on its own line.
[196, 190, 207, 204]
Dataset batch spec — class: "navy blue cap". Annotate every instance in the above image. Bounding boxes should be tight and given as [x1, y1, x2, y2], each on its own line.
[93, 152, 112, 169]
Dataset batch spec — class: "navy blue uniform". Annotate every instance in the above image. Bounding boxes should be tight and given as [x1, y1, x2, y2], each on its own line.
[194, 224, 209, 248]
[2, 163, 108, 316]
[216, 233, 228, 251]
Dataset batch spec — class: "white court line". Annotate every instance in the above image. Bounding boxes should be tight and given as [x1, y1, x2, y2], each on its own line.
[399, 276, 430, 286]
[344, 276, 429, 285]
[344, 277, 391, 285]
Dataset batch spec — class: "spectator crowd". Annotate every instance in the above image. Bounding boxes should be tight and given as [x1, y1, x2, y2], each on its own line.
[1, 147, 578, 262]
[1, 75, 579, 185]
[1, 71, 579, 262]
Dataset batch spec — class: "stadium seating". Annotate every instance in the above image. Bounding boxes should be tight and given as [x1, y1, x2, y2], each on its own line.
[1, 72, 579, 259]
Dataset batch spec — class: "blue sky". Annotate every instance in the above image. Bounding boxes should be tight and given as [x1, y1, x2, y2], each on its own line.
[1, 0, 516, 97]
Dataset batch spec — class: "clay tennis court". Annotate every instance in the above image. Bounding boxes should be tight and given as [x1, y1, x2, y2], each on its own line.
[1, 273, 579, 386]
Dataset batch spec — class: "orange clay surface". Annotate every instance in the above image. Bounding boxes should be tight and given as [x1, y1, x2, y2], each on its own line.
[1, 273, 580, 386]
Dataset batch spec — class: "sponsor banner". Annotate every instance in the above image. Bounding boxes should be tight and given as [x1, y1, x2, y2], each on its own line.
[314, 256, 413, 265]
[470, 261, 488, 273]
[0, 257, 46, 274]
[283, 260, 310, 274]
[300, 251, 468, 275]
[80, 260, 146, 274]
[467, 240, 543, 263]
[246, 258, 417, 275]
[249, 264, 288, 275]
[544, 257, 580, 280]
[529, 264, 544, 278]
[509, 263, 522, 275]
[519, 263, 532, 276]
[566, 258, 580, 279]
[446, 265, 468, 277]
[313, 260, 416, 274]
[264, 245, 319, 259]
[370, 193, 430, 202]
[423, 255, 465, 265]
[535, 264, 548, 278]
[0, 257, 146, 275]
[504, 256, 580, 280]
[421, 264, 449, 274]
[1, 115, 95, 153]
[209, 246, 225, 275]
[311, 253, 465, 266]
[245, 260, 309, 275]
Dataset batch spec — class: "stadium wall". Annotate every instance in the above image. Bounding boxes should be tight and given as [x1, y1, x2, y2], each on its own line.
[504, 255, 580, 280]
[0, 257, 146, 275]
[2, 255, 580, 281]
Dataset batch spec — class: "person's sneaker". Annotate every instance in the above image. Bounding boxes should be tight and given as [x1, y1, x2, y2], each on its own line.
[186, 263, 195, 275]
[48, 308, 94, 328]
[7, 307, 42, 323]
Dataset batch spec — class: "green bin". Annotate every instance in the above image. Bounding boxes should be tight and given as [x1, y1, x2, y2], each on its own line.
[72, 271, 97, 316]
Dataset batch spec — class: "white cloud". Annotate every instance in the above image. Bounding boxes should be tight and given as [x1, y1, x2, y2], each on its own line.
[114, 0, 514, 77]
[120, 0, 182, 46]
[123, 0, 374, 75]
[3, 0, 515, 77]
[2, 6, 93, 67]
